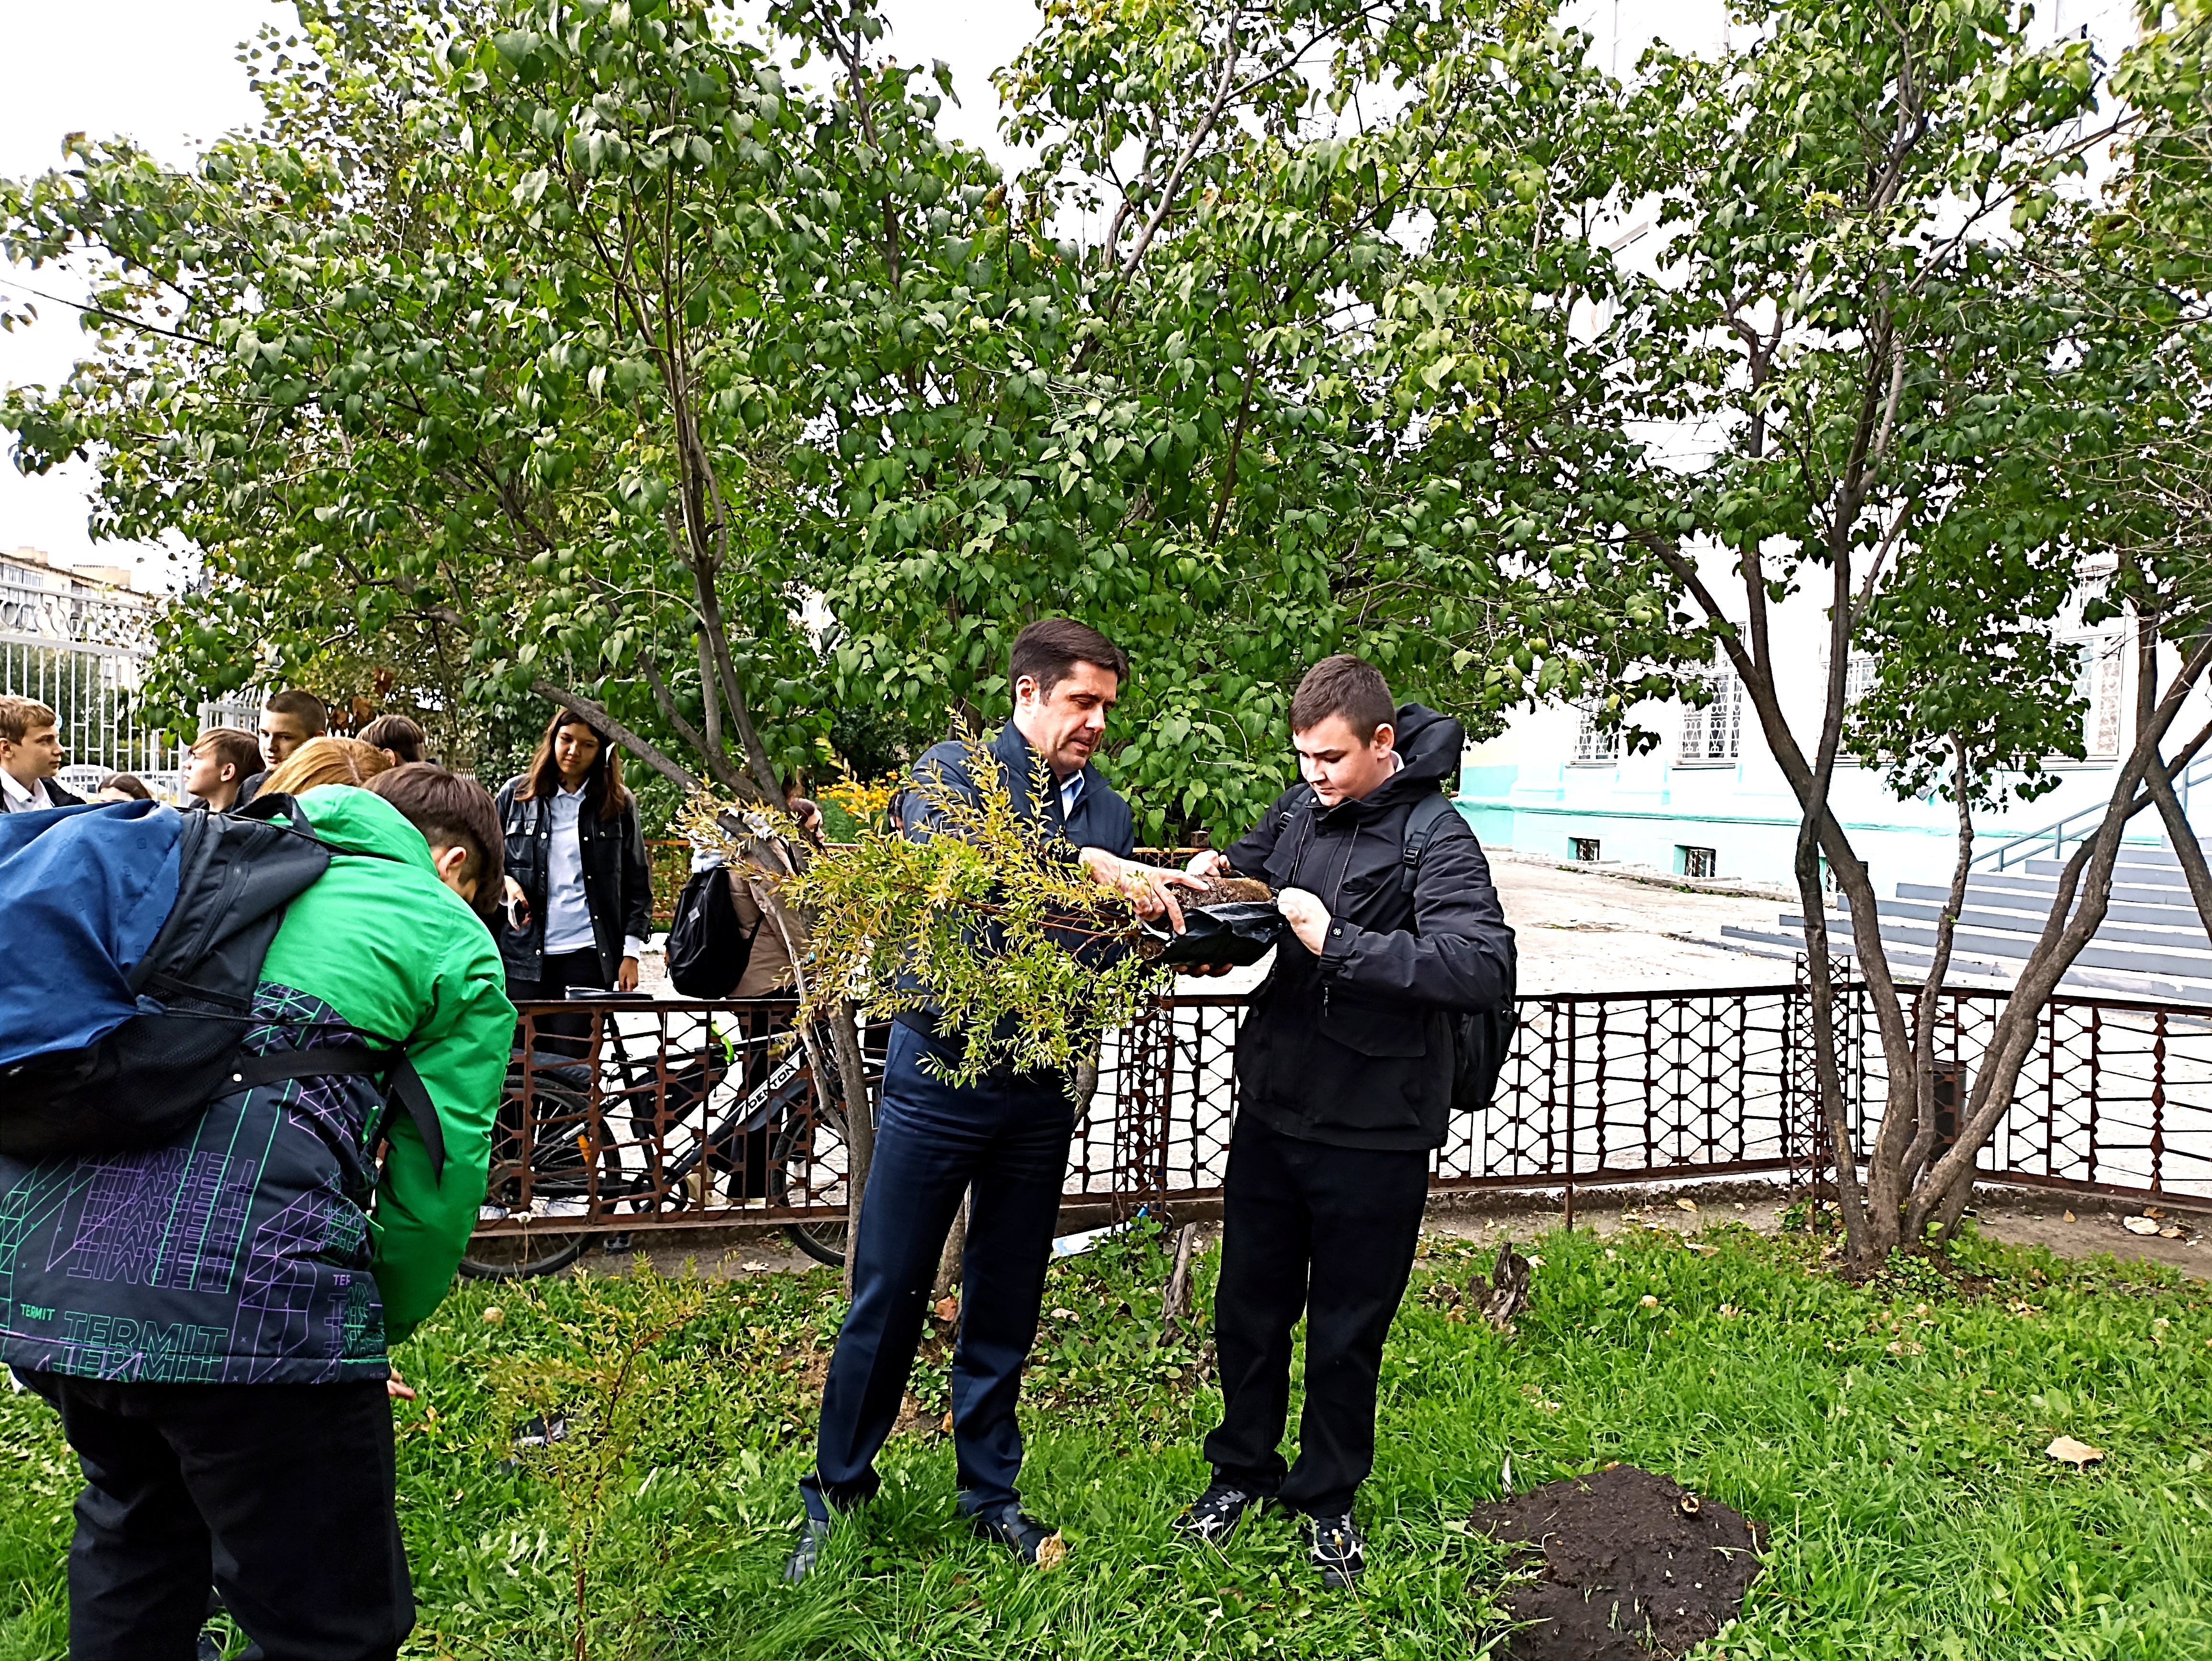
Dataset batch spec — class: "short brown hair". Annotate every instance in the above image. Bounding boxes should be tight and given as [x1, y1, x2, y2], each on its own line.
[261, 736, 392, 796]
[191, 726, 265, 781]
[262, 688, 328, 735]
[358, 714, 426, 763]
[1290, 654, 1396, 742]
[369, 763, 503, 906]
[96, 772, 153, 800]
[0, 697, 58, 744]
[1008, 618, 1128, 701]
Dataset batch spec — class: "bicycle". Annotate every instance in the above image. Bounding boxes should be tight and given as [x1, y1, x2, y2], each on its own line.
[459, 1007, 861, 1280]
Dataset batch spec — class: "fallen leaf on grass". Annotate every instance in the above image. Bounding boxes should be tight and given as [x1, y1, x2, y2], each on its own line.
[2046, 1436, 2104, 1468]
[1675, 1198, 1698, 1212]
[1035, 1533, 1069, 1572]
[2122, 1216, 2161, 1236]
[934, 1296, 960, 1322]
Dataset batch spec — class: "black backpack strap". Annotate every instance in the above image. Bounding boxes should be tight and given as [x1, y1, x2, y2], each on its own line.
[1263, 784, 1320, 887]
[230, 1044, 446, 1181]
[1399, 793, 1461, 899]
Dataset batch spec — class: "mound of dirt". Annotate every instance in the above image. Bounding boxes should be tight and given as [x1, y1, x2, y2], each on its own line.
[1467, 1464, 1763, 1660]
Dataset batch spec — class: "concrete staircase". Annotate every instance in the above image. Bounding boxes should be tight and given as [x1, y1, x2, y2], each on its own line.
[1719, 844, 2212, 1005]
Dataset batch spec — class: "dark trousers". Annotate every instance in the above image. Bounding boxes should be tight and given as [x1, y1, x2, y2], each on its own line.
[19, 1371, 413, 1661]
[508, 945, 607, 1061]
[1202, 1114, 1430, 1517]
[802, 1022, 1073, 1518]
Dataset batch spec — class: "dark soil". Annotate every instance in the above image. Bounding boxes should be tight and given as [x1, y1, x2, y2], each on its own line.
[1468, 1464, 1764, 1660]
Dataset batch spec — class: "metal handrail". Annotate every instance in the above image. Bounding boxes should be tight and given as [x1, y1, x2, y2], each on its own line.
[1972, 753, 2212, 873]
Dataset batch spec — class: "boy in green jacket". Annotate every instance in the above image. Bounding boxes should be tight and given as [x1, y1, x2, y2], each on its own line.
[0, 782, 515, 1661]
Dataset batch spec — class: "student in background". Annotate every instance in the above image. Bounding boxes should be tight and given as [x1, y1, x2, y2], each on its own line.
[261, 737, 393, 797]
[92, 773, 152, 802]
[495, 707, 652, 1006]
[234, 689, 328, 806]
[359, 714, 428, 768]
[183, 727, 264, 812]
[0, 696, 81, 811]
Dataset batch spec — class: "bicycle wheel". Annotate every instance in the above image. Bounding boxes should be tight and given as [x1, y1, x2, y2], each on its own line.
[457, 1223, 593, 1280]
[769, 1107, 851, 1268]
[461, 1071, 604, 1280]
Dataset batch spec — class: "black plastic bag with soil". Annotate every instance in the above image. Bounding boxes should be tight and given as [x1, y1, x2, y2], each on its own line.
[1467, 1464, 1763, 1660]
[1135, 874, 1286, 967]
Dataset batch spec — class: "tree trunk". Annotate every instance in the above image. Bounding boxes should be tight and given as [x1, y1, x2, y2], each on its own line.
[1904, 627, 2212, 1242]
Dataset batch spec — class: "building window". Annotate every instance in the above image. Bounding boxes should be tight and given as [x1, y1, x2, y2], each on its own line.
[1572, 705, 1621, 765]
[2072, 637, 2123, 760]
[1678, 667, 1743, 764]
[1571, 837, 1602, 863]
[1679, 845, 1717, 879]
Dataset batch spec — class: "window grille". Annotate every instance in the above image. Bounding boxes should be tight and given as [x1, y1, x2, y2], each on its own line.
[1679, 667, 1743, 763]
[1572, 706, 1621, 764]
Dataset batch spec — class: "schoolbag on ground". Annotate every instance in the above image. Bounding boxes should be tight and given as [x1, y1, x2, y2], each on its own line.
[0, 795, 443, 1166]
[665, 861, 760, 997]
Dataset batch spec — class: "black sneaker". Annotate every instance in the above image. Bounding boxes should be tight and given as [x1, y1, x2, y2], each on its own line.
[1305, 1510, 1365, 1588]
[969, 1500, 1059, 1563]
[782, 1513, 834, 1584]
[1173, 1481, 1268, 1544]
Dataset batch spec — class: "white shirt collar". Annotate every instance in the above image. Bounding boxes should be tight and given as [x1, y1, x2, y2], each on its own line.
[1, 771, 47, 811]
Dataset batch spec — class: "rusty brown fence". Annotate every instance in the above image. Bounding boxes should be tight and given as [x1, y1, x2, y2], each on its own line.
[466, 982, 2212, 1265]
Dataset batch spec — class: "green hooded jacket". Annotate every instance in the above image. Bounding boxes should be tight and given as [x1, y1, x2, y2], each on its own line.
[0, 786, 515, 1381]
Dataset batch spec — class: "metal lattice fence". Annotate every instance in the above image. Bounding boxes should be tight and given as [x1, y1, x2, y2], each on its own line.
[474, 981, 2212, 1248]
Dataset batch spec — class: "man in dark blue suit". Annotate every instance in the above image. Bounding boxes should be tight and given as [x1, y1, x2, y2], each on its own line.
[787, 618, 1195, 1579]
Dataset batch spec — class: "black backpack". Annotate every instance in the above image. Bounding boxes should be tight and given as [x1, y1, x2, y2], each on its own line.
[665, 862, 760, 998]
[1400, 794, 1520, 1114]
[0, 794, 446, 1172]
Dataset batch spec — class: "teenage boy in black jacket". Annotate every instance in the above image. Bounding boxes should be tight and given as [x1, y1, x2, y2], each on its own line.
[1174, 654, 1515, 1586]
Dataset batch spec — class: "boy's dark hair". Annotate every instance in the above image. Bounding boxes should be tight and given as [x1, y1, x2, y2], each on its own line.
[191, 726, 265, 780]
[368, 764, 504, 909]
[263, 688, 328, 735]
[96, 773, 153, 799]
[0, 696, 58, 744]
[358, 714, 427, 763]
[1008, 618, 1128, 701]
[1290, 654, 1396, 742]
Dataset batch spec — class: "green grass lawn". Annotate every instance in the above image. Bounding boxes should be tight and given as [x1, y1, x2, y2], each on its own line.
[4, 1216, 2210, 1659]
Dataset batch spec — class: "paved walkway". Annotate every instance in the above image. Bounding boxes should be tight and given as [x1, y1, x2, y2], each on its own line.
[1488, 853, 1790, 994]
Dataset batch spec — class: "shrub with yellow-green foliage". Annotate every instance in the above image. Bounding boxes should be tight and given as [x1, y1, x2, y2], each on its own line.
[685, 730, 1170, 1086]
